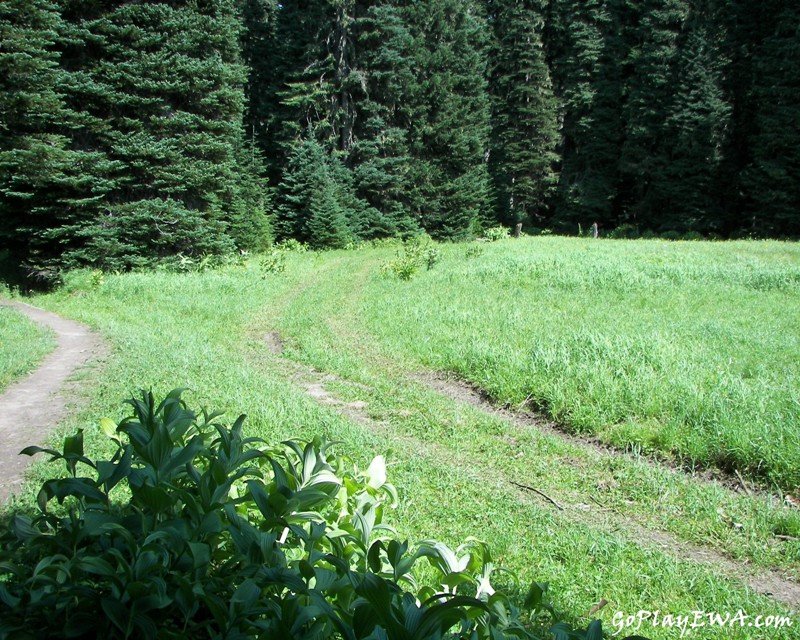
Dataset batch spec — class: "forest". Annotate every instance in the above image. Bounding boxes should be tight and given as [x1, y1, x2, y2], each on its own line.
[2, 3, 800, 636]
[1, 0, 798, 275]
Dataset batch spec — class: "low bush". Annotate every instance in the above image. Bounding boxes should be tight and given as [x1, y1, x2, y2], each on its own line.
[277, 239, 310, 253]
[608, 225, 640, 240]
[380, 237, 440, 281]
[465, 243, 486, 259]
[262, 248, 288, 275]
[482, 227, 509, 242]
[0, 390, 641, 639]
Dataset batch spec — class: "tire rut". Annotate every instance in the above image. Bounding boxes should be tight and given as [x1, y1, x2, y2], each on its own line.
[261, 328, 800, 609]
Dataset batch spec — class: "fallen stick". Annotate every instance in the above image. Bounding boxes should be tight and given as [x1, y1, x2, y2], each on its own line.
[511, 481, 564, 511]
[774, 534, 799, 542]
[587, 599, 608, 617]
[734, 469, 752, 496]
[589, 494, 623, 516]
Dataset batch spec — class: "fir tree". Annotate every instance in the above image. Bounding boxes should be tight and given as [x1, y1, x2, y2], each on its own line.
[52, 0, 258, 268]
[0, 0, 112, 277]
[741, 2, 800, 236]
[306, 176, 353, 249]
[351, 1, 420, 237]
[487, 0, 559, 228]
[240, 0, 279, 156]
[277, 134, 371, 248]
[546, 0, 625, 232]
[618, 0, 690, 230]
[402, 0, 492, 239]
[655, 12, 731, 233]
[265, 0, 346, 169]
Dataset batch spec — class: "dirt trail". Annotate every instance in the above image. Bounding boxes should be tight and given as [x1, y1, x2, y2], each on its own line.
[252, 255, 800, 609]
[420, 372, 800, 609]
[261, 331, 800, 609]
[0, 301, 106, 503]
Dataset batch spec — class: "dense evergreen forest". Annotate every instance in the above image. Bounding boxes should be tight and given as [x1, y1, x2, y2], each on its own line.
[1, 0, 798, 273]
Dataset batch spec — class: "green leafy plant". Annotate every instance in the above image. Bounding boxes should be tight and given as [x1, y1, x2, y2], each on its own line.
[262, 248, 287, 275]
[0, 390, 645, 639]
[89, 269, 105, 289]
[465, 243, 486, 259]
[482, 227, 509, 242]
[278, 238, 310, 253]
[608, 225, 641, 240]
[160, 253, 240, 274]
[380, 237, 440, 281]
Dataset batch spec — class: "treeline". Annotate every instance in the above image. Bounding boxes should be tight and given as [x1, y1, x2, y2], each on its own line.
[1, 0, 269, 274]
[2, 1, 798, 273]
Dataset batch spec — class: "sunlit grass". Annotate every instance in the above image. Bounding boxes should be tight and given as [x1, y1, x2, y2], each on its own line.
[6, 241, 797, 638]
[0, 305, 56, 392]
[361, 237, 800, 491]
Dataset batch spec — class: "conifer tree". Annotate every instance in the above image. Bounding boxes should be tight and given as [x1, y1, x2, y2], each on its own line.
[740, 2, 800, 236]
[1, 0, 264, 272]
[487, 0, 559, 228]
[351, 1, 420, 237]
[267, 0, 371, 241]
[0, 0, 112, 276]
[546, 0, 625, 232]
[618, 0, 690, 230]
[277, 134, 373, 248]
[402, 0, 492, 239]
[265, 0, 351, 166]
[240, 0, 279, 156]
[655, 13, 731, 233]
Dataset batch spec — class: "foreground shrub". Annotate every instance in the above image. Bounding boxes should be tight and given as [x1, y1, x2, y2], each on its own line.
[0, 390, 642, 639]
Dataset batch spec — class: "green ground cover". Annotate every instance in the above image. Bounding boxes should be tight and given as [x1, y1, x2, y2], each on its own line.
[362, 237, 800, 491]
[0, 305, 56, 392]
[6, 239, 798, 638]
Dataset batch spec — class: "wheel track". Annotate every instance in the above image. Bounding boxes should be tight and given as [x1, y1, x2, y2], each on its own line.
[250, 255, 800, 609]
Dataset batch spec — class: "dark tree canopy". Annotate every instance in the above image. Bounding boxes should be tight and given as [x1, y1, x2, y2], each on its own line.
[2, 0, 799, 278]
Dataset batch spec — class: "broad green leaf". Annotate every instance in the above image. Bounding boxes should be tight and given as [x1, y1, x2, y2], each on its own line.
[585, 619, 603, 640]
[10, 515, 41, 542]
[77, 556, 117, 578]
[101, 597, 130, 635]
[0, 584, 21, 608]
[365, 456, 387, 489]
[99, 417, 118, 440]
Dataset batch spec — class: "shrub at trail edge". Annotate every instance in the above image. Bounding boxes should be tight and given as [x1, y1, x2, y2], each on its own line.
[0, 390, 646, 639]
[380, 237, 441, 281]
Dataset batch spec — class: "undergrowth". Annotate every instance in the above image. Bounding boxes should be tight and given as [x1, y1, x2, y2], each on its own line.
[0, 390, 640, 639]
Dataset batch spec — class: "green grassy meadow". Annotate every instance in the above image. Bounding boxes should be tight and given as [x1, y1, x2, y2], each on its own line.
[4, 237, 799, 638]
[0, 305, 56, 392]
[362, 237, 800, 491]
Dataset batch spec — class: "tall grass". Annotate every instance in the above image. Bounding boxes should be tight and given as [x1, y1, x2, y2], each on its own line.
[0, 306, 56, 392]
[362, 238, 800, 490]
[7, 247, 796, 638]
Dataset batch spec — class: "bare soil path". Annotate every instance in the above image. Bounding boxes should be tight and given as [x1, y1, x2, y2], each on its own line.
[0, 301, 106, 503]
[260, 320, 800, 609]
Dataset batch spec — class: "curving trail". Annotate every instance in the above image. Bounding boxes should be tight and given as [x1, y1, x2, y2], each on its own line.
[251, 253, 800, 610]
[0, 301, 106, 503]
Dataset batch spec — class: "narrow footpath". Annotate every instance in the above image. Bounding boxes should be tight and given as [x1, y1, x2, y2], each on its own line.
[0, 301, 105, 503]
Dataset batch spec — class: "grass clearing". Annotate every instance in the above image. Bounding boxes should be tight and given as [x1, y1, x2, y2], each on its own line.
[361, 237, 800, 491]
[0, 305, 56, 393]
[4, 240, 799, 638]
